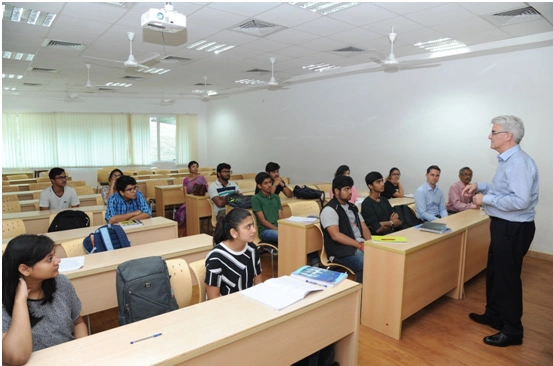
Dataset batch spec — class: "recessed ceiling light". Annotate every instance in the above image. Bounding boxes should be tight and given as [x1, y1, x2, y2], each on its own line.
[235, 79, 264, 85]
[3, 74, 24, 79]
[191, 89, 217, 94]
[289, 2, 360, 15]
[136, 67, 171, 75]
[3, 4, 57, 27]
[3, 50, 35, 61]
[302, 63, 341, 72]
[414, 38, 467, 52]
[105, 82, 132, 87]
[187, 40, 235, 54]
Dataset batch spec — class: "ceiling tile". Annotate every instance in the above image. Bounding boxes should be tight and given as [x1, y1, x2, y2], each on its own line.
[458, 2, 528, 16]
[294, 16, 356, 37]
[241, 38, 289, 52]
[405, 3, 475, 27]
[265, 28, 320, 45]
[187, 7, 249, 30]
[373, 2, 445, 15]
[276, 45, 319, 58]
[432, 17, 497, 37]
[328, 3, 397, 26]
[254, 4, 321, 28]
[52, 15, 113, 34]
[61, 2, 127, 23]
[396, 27, 448, 45]
[458, 28, 511, 46]
[500, 19, 553, 37]
[299, 37, 349, 52]
[327, 27, 382, 44]
[207, 2, 281, 17]
[362, 16, 427, 36]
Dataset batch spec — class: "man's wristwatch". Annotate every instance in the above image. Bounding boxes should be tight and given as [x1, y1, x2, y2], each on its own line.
[390, 221, 394, 228]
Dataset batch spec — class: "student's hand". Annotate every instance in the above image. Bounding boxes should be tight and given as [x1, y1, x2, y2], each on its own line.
[390, 212, 399, 221]
[273, 177, 283, 186]
[358, 242, 364, 252]
[15, 278, 30, 302]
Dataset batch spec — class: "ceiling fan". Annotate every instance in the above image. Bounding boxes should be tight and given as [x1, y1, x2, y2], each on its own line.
[264, 57, 289, 91]
[160, 90, 175, 106]
[85, 32, 160, 69]
[83, 63, 105, 88]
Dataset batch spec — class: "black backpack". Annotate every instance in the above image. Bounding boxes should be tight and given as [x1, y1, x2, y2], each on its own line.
[116, 256, 179, 325]
[47, 210, 90, 232]
[226, 194, 253, 209]
[293, 185, 326, 206]
[393, 204, 423, 228]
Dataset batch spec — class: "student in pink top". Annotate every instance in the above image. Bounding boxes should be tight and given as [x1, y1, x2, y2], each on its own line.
[329, 165, 359, 204]
[447, 167, 479, 213]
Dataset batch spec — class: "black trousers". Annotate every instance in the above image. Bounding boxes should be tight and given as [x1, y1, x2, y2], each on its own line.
[485, 217, 535, 337]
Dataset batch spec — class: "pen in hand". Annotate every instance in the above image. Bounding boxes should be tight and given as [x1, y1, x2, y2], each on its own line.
[130, 333, 162, 344]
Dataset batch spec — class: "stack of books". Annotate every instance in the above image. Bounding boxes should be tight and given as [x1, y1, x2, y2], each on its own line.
[418, 222, 451, 234]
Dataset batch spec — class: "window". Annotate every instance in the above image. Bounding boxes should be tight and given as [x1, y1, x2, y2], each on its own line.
[150, 116, 176, 162]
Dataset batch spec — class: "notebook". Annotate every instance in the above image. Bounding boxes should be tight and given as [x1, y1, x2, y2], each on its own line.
[290, 265, 348, 288]
[419, 222, 450, 234]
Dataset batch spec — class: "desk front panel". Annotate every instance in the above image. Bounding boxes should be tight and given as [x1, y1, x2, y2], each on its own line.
[464, 219, 490, 282]
[186, 195, 211, 235]
[155, 185, 184, 217]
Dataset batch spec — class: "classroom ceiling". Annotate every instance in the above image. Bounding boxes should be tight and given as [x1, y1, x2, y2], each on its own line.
[2, 2, 553, 104]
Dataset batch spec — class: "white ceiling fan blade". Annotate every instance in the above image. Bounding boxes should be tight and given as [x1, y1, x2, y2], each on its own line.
[137, 52, 161, 65]
[83, 55, 125, 64]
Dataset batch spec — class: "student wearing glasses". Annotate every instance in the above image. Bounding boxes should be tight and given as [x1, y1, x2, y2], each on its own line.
[105, 175, 152, 224]
[382, 167, 405, 199]
[38, 167, 80, 211]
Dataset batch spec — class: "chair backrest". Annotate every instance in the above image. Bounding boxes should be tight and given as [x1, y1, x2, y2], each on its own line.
[2, 194, 18, 203]
[137, 169, 154, 175]
[197, 167, 213, 172]
[2, 219, 26, 238]
[188, 259, 207, 303]
[230, 174, 243, 180]
[287, 201, 320, 217]
[145, 179, 169, 201]
[97, 169, 111, 184]
[2, 180, 10, 185]
[61, 238, 87, 258]
[29, 182, 51, 191]
[315, 183, 332, 195]
[210, 199, 218, 229]
[122, 170, 135, 176]
[236, 180, 256, 193]
[205, 175, 217, 183]
[67, 180, 86, 187]
[2, 243, 8, 254]
[240, 173, 256, 180]
[2, 186, 19, 192]
[74, 186, 94, 196]
[36, 176, 51, 182]
[177, 168, 188, 173]
[6, 174, 28, 180]
[154, 169, 171, 175]
[2, 201, 22, 213]
[165, 259, 193, 308]
[32, 191, 42, 199]
[95, 196, 105, 205]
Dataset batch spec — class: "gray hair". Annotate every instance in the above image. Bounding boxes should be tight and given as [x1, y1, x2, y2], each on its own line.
[459, 167, 472, 175]
[491, 115, 525, 144]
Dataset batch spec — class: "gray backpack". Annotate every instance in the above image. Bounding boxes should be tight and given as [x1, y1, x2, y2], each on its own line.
[116, 256, 178, 325]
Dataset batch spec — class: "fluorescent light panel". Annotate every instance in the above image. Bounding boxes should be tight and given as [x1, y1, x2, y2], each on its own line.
[3, 50, 35, 61]
[2, 74, 24, 79]
[3, 5, 57, 27]
[302, 63, 341, 72]
[187, 40, 235, 54]
[105, 82, 132, 87]
[289, 2, 360, 15]
[414, 38, 466, 52]
[235, 79, 264, 85]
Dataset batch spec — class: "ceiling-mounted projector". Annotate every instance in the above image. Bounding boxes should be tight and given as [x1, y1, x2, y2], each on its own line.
[141, 8, 186, 33]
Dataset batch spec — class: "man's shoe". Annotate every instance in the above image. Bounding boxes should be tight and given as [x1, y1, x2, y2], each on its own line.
[469, 313, 502, 331]
[483, 332, 522, 347]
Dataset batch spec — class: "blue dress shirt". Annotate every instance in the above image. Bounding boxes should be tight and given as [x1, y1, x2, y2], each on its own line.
[478, 145, 539, 222]
[415, 182, 448, 221]
[105, 191, 152, 222]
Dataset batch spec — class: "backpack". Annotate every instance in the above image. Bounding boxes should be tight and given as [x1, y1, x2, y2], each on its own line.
[226, 194, 253, 209]
[293, 185, 326, 206]
[293, 343, 337, 366]
[47, 210, 90, 232]
[116, 256, 179, 325]
[82, 224, 131, 254]
[393, 204, 423, 228]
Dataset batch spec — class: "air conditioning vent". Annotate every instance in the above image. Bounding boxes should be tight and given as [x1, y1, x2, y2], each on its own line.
[334, 46, 365, 53]
[161, 55, 192, 63]
[97, 88, 116, 92]
[30, 67, 59, 73]
[41, 39, 86, 51]
[123, 76, 143, 80]
[232, 19, 286, 37]
[23, 82, 42, 86]
[247, 68, 270, 73]
[485, 6, 543, 26]
[194, 83, 212, 86]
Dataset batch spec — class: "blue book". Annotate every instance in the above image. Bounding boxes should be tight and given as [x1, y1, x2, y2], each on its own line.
[291, 266, 348, 288]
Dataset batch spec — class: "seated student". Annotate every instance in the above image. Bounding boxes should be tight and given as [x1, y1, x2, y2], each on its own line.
[182, 160, 208, 196]
[254, 162, 293, 198]
[105, 175, 152, 224]
[208, 163, 241, 220]
[382, 167, 405, 199]
[205, 208, 262, 299]
[2, 235, 88, 365]
[101, 168, 123, 205]
[329, 165, 359, 204]
[447, 167, 479, 213]
[39, 167, 80, 211]
[251, 172, 283, 244]
[361, 171, 403, 235]
[414, 165, 448, 222]
[320, 175, 371, 283]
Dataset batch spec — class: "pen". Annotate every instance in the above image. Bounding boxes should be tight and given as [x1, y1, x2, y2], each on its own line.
[379, 238, 395, 241]
[305, 280, 327, 288]
[130, 333, 162, 344]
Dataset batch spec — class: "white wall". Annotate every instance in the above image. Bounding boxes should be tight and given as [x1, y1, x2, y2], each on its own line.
[205, 46, 553, 255]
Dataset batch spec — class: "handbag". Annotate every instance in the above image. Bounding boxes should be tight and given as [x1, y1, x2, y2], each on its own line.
[192, 183, 207, 196]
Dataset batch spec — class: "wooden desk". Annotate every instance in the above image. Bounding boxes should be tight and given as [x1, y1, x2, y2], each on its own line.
[136, 178, 175, 200]
[3, 178, 38, 185]
[361, 209, 490, 340]
[3, 170, 33, 179]
[65, 234, 213, 315]
[186, 194, 212, 235]
[155, 185, 184, 217]
[277, 219, 323, 277]
[2, 217, 178, 254]
[27, 280, 361, 366]
[2, 189, 41, 200]
[2, 205, 106, 234]
[17, 194, 101, 212]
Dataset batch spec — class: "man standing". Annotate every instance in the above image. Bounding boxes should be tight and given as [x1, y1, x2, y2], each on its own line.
[254, 162, 293, 198]
[464, 115, 539, 347]
[414, 165, 448, 221]
[105, 175, 152, 223]
[208, 163, 241, 220]
[39, 167, 80, 210]
[447, 167, 479, 213]
[251, 172, 283, 243]
[361, 171, 402, 235]
[320, 175, 371, 283]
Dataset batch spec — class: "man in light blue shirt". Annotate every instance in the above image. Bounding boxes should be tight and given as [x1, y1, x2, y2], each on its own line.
[414, 165, 448, 222]
[464, 115, 538, 347]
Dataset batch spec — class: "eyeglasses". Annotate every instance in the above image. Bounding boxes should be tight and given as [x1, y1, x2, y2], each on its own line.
[123, 187, 138, 192]
[391, 173, 401, 176]
[220, 170, 232, 174]
[491, 130, 509, 136]
[54, 176, 68, 180]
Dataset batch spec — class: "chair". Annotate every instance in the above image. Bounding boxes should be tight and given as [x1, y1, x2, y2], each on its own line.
[240, 173, 256, 180]
[189, 259, 207, 303]
[2, 219, 26, 239]
[36, 176, 51, 182]
[122, 170, 135, 176]
[74, 186, 94, 196]
[32, 191, 42, 199]
[236, 180, 256, 193]
[2, 201, 22, 213]
[250, 210, 278, 278]
[2, 180, 9, 185]
[6, 174, 28, 180]
[154, 169, 171, 175]
[2, 194, 18, 203]
[205, 175, 217, 183]
[137, 169, 154, 175]
[165, 259, 193, 308]
[287, 200, 320, 217]
[2, 243, 8, 254]
[61, 238, 87, 257]
[230, 174, 243, 180]
[177, 168, 188, 173]
[198, 167, 213, 172]
[29, 182, 51, 191]
[95, 196, 105, 205]
[315, 183, 332, 196]
[315, 226, 355, 278]
[145, 179, 169, 213]
[2, 186, 19, 192]
[67, 180, 86, 187]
